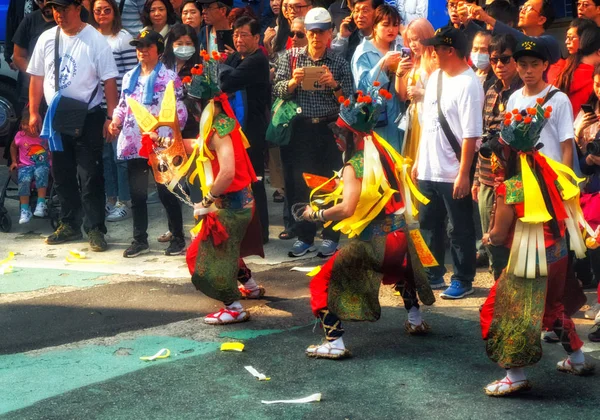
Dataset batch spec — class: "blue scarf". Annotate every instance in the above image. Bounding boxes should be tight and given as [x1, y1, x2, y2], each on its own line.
[124, 62, 162, 105]
[40, 91, 63, 152]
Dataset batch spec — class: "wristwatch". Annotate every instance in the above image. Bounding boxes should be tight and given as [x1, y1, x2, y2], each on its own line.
[333, 83, 342, 92]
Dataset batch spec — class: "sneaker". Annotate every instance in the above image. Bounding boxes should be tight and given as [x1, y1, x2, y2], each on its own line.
[165, 237, 186, 256]
[123, 240, 150, 258]
[106, 202, 131, 222]
[317, 239, 338, 257]
[45, 223, 83, 244]
[541, 330, 560, 343]
[585, 303, 600, 320]
[589, 323, 600, 343]
[105, 201, 116, 215]
[288, 240, 316, 257]
[204, 307, 249, 325]
[33, 202, 47, 218]
[440, 280, 474, 299]
[19, 208, 32, 224]
[429, 277, 446, 289]
[88, 228, 108, 252]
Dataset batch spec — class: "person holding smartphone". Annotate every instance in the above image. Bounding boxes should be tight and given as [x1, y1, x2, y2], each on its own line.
[351, 4, 403, 151]
[331, 0, 383, 63]
[198, 0, 232, 53]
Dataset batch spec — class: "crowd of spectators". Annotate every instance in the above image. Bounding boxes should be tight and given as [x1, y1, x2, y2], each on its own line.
[3, 0, 600, 339]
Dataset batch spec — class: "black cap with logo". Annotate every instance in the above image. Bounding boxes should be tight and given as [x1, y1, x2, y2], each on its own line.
[421, 26, 468, 56]
[197, 0, 233, 8]
[130, 30, 165, 54]
[45, 0, 83, 7]
[513, 39, 549, 62]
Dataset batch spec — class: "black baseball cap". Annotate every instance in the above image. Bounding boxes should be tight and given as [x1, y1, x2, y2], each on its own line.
[513, 39, 549, 62]
[130, 30, 165, 54]
[197, 0, 233, 8]
[422, 26, 468, 56]
[46, 0, 82, 6]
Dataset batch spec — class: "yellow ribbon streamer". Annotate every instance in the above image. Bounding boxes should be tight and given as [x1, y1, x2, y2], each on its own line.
[519, 153, 552, 223]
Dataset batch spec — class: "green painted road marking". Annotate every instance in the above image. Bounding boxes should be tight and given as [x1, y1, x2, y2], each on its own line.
[0, 268, 108, 294]
[0, 336, 220, 414]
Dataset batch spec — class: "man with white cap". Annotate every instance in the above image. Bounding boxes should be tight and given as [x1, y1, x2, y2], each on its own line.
[273, 7, 354, 258]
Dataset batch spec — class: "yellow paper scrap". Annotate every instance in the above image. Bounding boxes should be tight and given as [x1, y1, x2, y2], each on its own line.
[140, 348, 171, 361]
[69, 250, 86, 259]
[220, 342, 245, 352]
[0, 252, 15, 265]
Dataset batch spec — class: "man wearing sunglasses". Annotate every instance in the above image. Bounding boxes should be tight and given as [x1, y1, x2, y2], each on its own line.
[198, 0, 232, 53]
[472, 33, 522, 280]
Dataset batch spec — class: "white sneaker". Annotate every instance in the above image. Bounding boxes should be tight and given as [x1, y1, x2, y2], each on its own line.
[106, 202, 131, 222]
[105, 201, 116, 215]
[33, 201, 47, 217]
[585, 303, 600, 320]
[19, 208, 32, 224]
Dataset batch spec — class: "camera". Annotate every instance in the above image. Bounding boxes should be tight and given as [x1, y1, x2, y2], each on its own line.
[587, 136, 600, 156]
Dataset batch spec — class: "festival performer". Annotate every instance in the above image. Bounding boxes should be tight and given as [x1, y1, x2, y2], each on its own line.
[183, 53, 265, 325]
[299, 83, 437, 359]
[480, 71, 596, 396]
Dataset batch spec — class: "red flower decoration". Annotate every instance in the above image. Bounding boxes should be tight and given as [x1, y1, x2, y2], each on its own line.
[512, 109, 519, 114]
[373, 81, 381, 87]
[338, 96, 345, 104]
[536, 97, 544, 105]
[524, 116, 532, 124]
[182, 76, 192, 84]
[514, 114, 523, 122]
[505, 112, 512, 120]
[356, 90, 364, 96]
[504, 119, 511, 126]
[544, 111, 551, 118]
[343, 99, 351, 107]
[546, 106, 553, 112]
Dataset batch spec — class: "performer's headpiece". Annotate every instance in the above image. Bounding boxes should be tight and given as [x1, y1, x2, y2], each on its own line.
[183, 50, 224, 100]
[500, 98, 552, 152]
[334, 82, 392, 137]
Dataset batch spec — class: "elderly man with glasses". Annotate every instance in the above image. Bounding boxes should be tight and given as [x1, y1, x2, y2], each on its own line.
[578, 0, 600, 26]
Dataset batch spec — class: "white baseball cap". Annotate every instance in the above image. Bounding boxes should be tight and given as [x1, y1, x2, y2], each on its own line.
[304, 7, 332, 31]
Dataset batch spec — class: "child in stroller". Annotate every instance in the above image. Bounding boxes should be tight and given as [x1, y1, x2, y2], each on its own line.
[9, 108, 51, 224]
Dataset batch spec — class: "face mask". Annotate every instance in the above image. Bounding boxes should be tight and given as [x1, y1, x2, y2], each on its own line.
[471, 52, 490, 70]
[173, 46, 196, 61]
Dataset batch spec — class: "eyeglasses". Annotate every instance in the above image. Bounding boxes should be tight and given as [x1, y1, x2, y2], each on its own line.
[290, 31, 305, 39]
[201, 4, 221, 11]
[565, 36, 578, 42]
[93, 7, 112, 15]
[519, 4, 541, 14]
[490, 55, 513, 65]
[578, 2, 594, 8]
[233, 32, 253, 39]
[287, 4, 308, 12]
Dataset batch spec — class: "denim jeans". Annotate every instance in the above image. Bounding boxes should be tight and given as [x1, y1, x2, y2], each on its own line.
[103, 141, 130, 202]
[417, 180, 476, 286]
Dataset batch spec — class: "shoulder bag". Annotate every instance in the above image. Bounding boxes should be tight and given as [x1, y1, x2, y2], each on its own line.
[52, 27, 99, 138]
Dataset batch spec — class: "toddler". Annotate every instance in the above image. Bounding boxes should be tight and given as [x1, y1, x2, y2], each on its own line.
[9, 109, 51, 224]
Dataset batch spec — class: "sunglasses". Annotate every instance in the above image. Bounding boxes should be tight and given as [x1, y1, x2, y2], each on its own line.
[490, 55, 513, 65]
[93, 7, 112, 15]
[290, 31, 305, 39]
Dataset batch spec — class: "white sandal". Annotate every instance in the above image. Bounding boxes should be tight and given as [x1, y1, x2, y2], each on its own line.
[305, 341, 351, 360]
[204, 308, 250, 325]
[484, 376, 531, 397]
[556, 358, 595, 376]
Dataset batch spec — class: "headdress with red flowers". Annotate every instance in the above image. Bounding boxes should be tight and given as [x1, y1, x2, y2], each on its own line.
[336, 80, 392, 134]
[184, 50, 226, 100]
[500, 96, 553, 152]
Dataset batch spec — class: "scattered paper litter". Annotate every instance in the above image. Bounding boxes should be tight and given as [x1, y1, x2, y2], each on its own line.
[69, 249, 87, 259]
[245, 366, 270, 381]
[140, 348, 171, 361]
[290, 266, 317, 272]
[220, 342, 245, 352]
[0, 252, 14, 275]
[261, 393, 322, 404]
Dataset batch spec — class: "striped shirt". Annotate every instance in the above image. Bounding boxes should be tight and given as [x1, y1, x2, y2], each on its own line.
[101, 30, 138, 109]
[120, 0, 145, 36]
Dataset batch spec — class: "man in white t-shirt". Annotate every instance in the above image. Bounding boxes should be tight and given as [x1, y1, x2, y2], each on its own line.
[27, 0, 119, 251]
[506, 40, 575, 167]
[415, 26, 484, 299]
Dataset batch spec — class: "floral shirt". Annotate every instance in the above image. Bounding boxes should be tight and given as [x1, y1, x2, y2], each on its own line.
[113, 65, 188, 160]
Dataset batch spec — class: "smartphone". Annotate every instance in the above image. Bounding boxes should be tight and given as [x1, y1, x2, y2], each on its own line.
[400, 47, 412, 58]
[581, 103, 595, 114]
[347, 19, 357, 33]
[216, 29, 234, 52]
